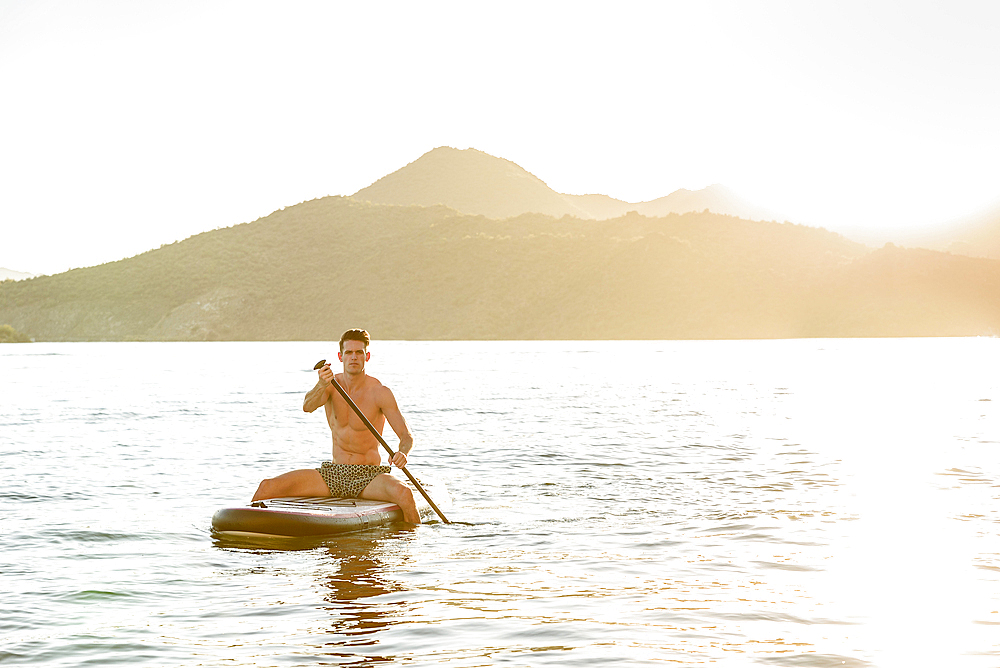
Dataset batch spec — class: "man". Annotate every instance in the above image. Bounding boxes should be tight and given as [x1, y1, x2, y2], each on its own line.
[251, 329, 420, 523]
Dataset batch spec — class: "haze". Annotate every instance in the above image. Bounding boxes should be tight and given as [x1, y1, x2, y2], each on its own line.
[2, 0, 999, 276]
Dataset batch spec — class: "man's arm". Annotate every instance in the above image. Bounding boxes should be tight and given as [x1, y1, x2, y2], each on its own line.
[303, 364, 333, 412]
[377, 385, 413, 467]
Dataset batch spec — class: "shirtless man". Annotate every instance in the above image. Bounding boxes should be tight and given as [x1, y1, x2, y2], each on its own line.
[251, 329, 420, 523]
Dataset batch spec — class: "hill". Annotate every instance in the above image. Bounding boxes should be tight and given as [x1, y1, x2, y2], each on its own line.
[2, 197, 998, 341]
[629, 184, 779, 220]
[352, 147, 593, 220]
[352, 147, 778, 221]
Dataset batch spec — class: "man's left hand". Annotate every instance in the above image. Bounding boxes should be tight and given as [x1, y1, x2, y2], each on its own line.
[391, 451, 408, 468]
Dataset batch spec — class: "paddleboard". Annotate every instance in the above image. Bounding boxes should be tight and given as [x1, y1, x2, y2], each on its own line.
[212, 476, 448, 538]
[212, 496, 408, 538]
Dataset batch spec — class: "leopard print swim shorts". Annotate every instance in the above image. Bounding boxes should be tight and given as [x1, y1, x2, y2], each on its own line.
[316, 462, 391, 498]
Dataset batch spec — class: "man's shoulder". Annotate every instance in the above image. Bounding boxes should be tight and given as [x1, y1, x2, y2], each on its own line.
[368, 375, 391, 396]
[369, 376, 399, 403]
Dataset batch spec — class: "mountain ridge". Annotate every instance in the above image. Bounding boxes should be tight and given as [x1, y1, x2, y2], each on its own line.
[352, 147, 780, 222]
[353, 147, 1000, 260]
[1, 195, 998, 341]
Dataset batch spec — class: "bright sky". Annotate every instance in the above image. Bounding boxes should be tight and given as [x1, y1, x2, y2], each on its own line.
[2, 0, 999, 275]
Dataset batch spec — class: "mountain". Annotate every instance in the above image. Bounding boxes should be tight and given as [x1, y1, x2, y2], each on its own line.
[629, 184, 780, 220]
[2, 197, 999, 341]
[0, 268, 35, 281]
[560, 184, 781, 220]
[352, 147, 593, 220]
[352, 147, 779, 221]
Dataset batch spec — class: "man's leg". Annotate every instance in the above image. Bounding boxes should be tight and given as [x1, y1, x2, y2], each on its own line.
[252, 469, 330, 501]
[360, 474, 420, 524]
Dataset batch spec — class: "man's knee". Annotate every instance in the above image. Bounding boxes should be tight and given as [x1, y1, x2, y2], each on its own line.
[392, 484, 420, 523]
[253, 477, 278, 501]
[375, 476, 413, 505]
[393, 483, 415, 508]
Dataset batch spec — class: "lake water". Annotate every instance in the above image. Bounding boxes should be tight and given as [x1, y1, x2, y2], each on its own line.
[2, 339, 999, 667]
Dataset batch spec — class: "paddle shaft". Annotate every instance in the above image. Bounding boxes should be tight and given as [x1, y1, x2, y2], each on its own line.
[314, 360, 451, 524]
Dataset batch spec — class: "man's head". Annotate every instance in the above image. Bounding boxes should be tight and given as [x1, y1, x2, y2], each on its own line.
[339, 329, 370, 353]
[338, 329, 371, 375]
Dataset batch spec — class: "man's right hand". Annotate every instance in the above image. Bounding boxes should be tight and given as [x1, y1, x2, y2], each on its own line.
[317, 362, 333, 386]
[305, 360, 334, 413]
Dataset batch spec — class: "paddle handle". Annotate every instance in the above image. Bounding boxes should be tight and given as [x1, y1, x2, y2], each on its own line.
[314, 360, 451, 524]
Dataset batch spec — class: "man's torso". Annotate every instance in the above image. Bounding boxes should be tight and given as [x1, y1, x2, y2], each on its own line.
[324, 373, 385, 465]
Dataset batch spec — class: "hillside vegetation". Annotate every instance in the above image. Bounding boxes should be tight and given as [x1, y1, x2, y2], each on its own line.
[0, 324, 30, 343]
[2, 197, 998, 341]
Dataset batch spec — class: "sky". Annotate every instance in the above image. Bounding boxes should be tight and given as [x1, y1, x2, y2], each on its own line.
[1, 0, 999, 275]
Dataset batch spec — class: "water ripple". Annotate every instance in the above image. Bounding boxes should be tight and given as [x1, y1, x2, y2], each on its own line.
[2, 339, 1000, 666]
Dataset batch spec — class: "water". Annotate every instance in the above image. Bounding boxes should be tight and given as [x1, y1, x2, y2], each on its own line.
[2, 339, 999, 667]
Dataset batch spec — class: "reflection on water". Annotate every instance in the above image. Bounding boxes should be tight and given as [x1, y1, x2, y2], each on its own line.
[318, 533, 404, 665]
[212, 527, 413, 666]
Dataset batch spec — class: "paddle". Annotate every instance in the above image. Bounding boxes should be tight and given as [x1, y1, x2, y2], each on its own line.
[314, 359, 451, 524]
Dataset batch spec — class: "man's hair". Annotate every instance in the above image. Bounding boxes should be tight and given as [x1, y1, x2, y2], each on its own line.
[339, 329, 371, 352]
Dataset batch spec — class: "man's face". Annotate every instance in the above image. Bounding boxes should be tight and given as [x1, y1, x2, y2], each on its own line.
[338, 340, 370, 373]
